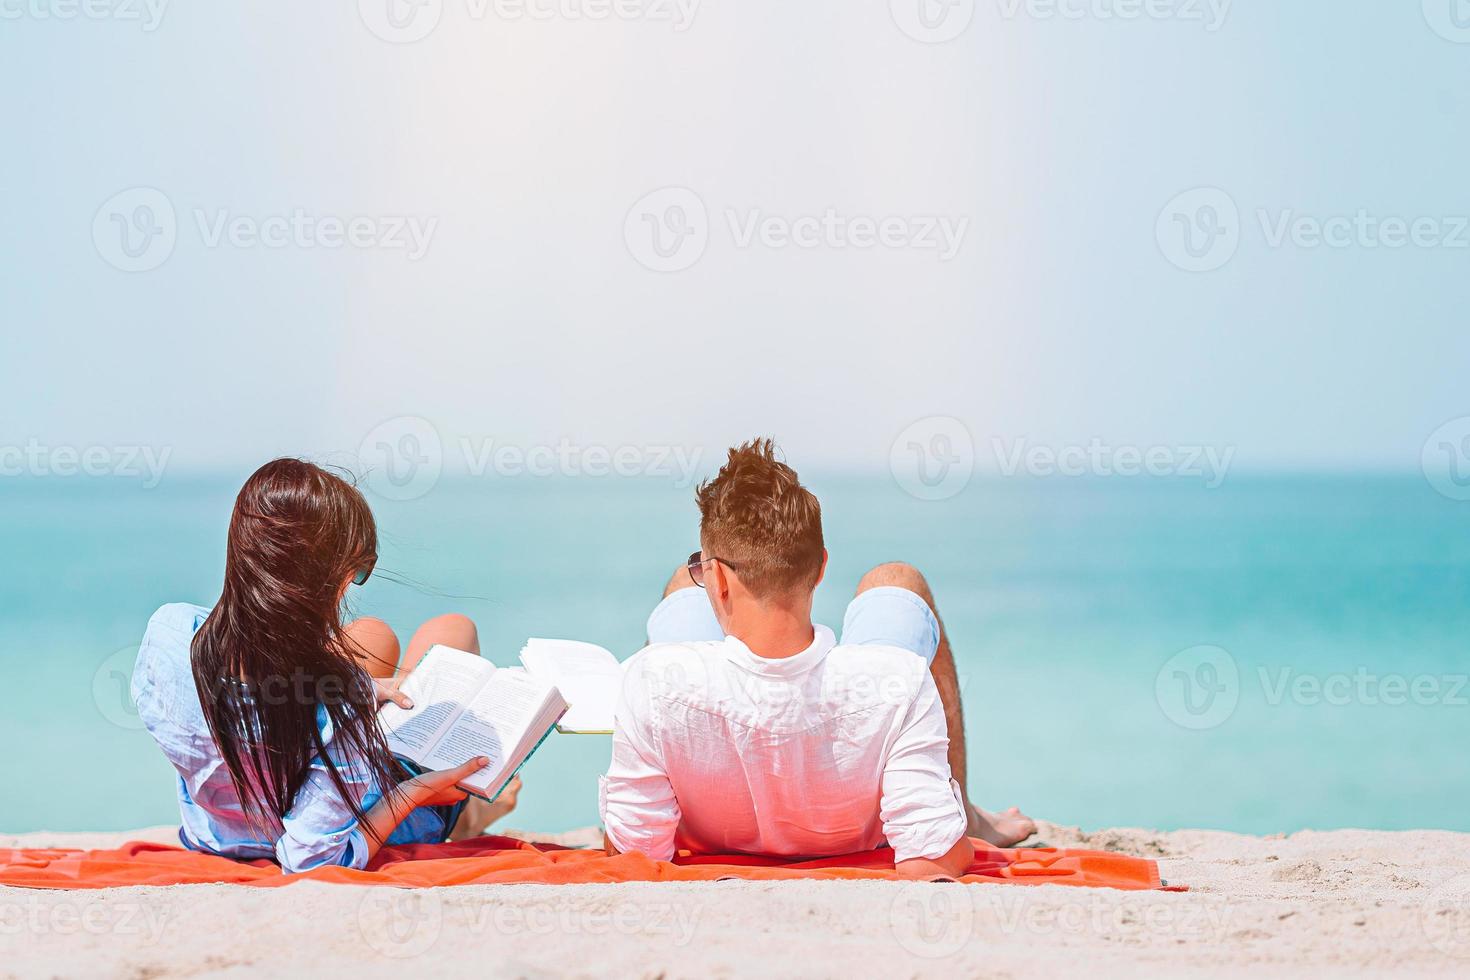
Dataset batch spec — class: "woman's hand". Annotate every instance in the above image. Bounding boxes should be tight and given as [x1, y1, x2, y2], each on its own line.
[401, 757, 490, 807]
[360, 756, 491, 863]
[372, 677, 414, 710]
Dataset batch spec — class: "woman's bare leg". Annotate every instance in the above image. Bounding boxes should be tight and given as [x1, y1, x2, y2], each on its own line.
[391, 613, 521, 840]
[397, 613, 480, 677]
[342, 617, 401, 679]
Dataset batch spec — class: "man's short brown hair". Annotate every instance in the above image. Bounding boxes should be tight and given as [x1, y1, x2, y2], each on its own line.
[696, 438, 824, 600]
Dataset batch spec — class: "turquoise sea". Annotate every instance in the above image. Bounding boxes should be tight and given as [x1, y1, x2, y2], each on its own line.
[2, 472, 1467, 837]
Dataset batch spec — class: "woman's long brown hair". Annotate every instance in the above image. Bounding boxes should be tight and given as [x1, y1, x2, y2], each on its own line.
[190, 459, 404, 840]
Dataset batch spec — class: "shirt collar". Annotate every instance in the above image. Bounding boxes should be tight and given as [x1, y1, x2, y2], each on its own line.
[720, 624, 837, 678]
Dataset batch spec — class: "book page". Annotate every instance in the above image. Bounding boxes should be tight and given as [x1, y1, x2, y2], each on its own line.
[520, 639, 621, 734]
[378, 646, 495, 764]
[421, 669, 551, 793]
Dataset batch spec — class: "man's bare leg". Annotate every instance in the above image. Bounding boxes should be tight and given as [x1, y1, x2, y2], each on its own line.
[855, 563, 1036, 847]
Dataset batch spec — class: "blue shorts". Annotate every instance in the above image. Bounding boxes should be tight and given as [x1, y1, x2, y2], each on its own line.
[646, 585, 942, 664]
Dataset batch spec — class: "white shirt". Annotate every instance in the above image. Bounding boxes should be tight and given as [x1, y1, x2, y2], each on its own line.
[599, 624, 967, 863]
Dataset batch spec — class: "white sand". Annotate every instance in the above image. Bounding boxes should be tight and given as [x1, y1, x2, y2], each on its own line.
[4, 822, 1470, 978]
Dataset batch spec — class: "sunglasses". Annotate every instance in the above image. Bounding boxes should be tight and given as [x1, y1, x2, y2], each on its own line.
[686, 550, 741, 589]
[352, 556, 377, 587]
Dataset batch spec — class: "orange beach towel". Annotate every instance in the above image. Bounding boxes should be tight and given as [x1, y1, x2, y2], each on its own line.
[0, 836, 1171, 891]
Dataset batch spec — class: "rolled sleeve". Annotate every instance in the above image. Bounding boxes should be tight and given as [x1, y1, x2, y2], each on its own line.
[879, 673, 968, 863]
[599, 669, 680, 861]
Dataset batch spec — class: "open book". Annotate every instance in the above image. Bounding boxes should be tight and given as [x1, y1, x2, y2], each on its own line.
[378, 645, 568, 800]
[519, 638, 622, 735]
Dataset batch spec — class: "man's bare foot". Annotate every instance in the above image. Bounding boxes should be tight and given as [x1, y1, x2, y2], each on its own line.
[968, 805, 1037, 848]
[448, 776, 523, 842]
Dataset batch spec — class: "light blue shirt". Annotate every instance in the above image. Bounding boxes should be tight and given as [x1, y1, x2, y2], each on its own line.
[132, 603, 452, 873]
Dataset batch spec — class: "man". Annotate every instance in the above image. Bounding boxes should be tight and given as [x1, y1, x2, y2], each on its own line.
[600, 438, 1033, 877]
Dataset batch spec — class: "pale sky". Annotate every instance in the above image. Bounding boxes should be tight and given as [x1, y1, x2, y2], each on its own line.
[4, 1, 1466, 474]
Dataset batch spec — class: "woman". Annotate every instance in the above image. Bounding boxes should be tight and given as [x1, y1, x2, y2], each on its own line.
[132, 458, 517, 872]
